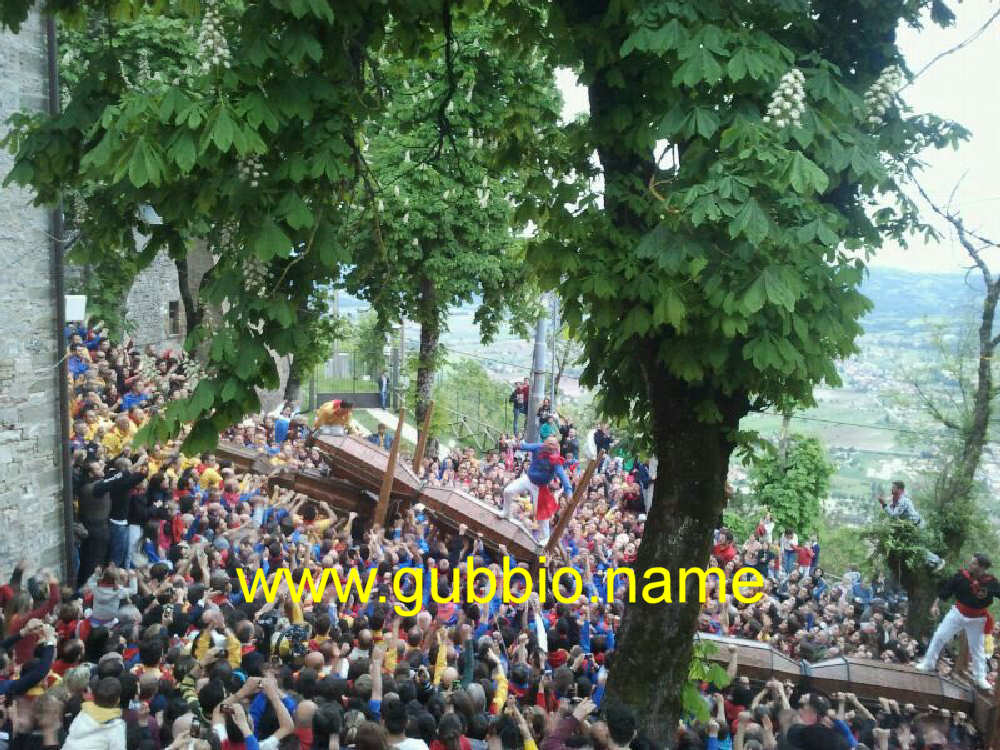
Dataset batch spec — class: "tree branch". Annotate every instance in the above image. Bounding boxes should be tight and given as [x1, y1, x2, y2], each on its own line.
[911, 378, 959, 431]
[431, 0, 457, 162]
[902, 6, 1000, 88]
[910, 173, 997, 286]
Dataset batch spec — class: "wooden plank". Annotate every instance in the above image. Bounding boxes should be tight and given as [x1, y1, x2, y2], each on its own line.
[544, 454, 600, 556]
[700, 634, 976, 715]
[412, 400, 435, 474]
[375, 408, 406, 528]
[313, 434, 422, 500]
[420, 486, 541, 561]
[983, 687, 1000, 750]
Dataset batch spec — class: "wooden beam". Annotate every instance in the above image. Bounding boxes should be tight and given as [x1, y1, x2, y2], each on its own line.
[412, 400, 435, 474]
[544, 452, 601, 556]
[989, 676, 1000, 750]
[375, 407, 406, 528]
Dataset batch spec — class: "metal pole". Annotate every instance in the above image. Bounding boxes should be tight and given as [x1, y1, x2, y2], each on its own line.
[398, 319, 405, 407]
[308, 363, 316, 411]
[390, 341, 400, 410]
[47, 15, 74, 579]
[526, 310, 547, 443]
[549, 294, 558, 408]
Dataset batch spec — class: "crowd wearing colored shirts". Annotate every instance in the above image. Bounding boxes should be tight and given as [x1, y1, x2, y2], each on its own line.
[0, 323, 994, 750]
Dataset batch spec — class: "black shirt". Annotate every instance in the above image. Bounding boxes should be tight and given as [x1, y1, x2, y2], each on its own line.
[939, 570, 1000, 610]
[108, 470, 147, 522]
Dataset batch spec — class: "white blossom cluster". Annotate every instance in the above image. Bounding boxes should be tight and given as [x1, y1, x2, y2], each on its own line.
[197, 0, 231, 73]
[762, 68, 806, 128]
[238, 156, 266, 188]
[863, 65, 903, 128]
[176, 350, 209, 389]
[72, 192, 88, 227]
[137, 353, 159, 384]
[243, 256, 270, 297]
[138, 50, 152, 84]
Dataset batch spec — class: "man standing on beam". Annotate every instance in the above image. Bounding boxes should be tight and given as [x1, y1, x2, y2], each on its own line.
[916, 553, 1000, 691]
[500, 436, 571, 546]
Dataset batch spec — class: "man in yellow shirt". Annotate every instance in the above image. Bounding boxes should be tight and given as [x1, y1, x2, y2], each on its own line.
[102, 415, 134, 458]
[200, 458, 223, 490]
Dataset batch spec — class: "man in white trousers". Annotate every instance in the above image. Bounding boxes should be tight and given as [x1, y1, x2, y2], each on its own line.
[916, 553, 1000, 691]
[501, 437, 571, 546]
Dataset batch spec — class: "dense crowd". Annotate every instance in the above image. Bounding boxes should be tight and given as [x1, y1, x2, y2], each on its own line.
[0, 324, 993, 750]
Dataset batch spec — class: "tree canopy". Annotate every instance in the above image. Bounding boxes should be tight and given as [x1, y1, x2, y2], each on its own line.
[1, 0, 968, 739]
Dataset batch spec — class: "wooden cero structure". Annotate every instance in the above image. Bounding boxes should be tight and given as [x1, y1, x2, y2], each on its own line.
[217, 435, 543, 561]
[216, 441, 1000, 738]
[699, 634, 999, 740]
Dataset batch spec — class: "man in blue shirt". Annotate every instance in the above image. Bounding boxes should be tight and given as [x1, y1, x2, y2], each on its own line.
[500, 437, 571, 545]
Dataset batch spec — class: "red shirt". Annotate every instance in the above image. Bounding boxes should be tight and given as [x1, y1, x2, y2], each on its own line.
[712, 543, 737, 565]
[796, 546, 814, 566]
[8, 583, 60, 664]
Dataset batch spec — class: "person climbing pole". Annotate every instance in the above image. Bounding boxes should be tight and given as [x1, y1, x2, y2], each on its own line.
[500, 436, 571, 545]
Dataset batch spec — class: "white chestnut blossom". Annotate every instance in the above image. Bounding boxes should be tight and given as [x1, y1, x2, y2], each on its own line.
[197, 0, 231, 73]
[763, 67, 806, 129]
[863, 65, 903, 128]
[238, 156, 267, 188]
[242, 256, 270, 297]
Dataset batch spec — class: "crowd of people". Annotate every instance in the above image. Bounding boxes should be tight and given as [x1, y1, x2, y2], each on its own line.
[0, 324, 995, 750]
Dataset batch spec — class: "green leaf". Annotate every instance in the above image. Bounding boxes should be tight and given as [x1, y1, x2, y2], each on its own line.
[726, 46, 771, 81]
[761, 268, 796, 311]
[653, 288, 686, 328]
[783, 151, 829, 194]
[692, 107, 720, 138]
[252, 219, 292, 261]
[128, 142, 148, 187]
[211, 107, 236, 153]
[728, 198, 770, 244]
[673, 47, 724, 87]
[168, 132, 197, 173]
[278, 192, 315, 230]
[220, 378, 242, 402]
[306, 0, 334, 22]
[742, 275, 765, 313]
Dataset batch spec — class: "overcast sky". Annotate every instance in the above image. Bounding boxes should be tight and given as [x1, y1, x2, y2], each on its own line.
[557, 1, 999, 274]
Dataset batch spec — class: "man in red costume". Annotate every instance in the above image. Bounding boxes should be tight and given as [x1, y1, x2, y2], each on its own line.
[916, 553, 1000, 690]
[500, 436, 571, 545]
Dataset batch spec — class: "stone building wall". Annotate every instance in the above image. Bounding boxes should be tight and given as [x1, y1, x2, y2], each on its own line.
[124, 247, 185, 350]
[124, 245, 289, 408]
[0, 10, 66, 569]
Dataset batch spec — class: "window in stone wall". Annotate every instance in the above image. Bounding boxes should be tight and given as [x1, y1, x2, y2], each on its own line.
[168, 300, 181, 335]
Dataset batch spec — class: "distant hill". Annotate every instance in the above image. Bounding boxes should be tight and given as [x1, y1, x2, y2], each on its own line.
[859, 267, 984, 335]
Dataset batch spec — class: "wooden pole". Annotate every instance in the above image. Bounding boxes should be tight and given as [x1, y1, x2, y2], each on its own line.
[375, 407, 406, 529]
[957, 631, 970, 677]
[989, 663, 1000, 750]
[544, 452, 602, 556]
[412, 400, 435, 474]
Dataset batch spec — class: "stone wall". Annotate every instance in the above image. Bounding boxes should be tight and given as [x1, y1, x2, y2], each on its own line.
[123, 244, 289, 409]
[124, 246, 185, 350]
[0, 10, 66, 570]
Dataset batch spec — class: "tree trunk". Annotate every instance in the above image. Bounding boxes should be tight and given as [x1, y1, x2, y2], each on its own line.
[938, 279, 999, 554]
[896, 548, 937, 639]
[173, 255, 202, 337]
[416, 276, 439, 425]
[603, 356, 747, 745]
[284, 356, 303, 404]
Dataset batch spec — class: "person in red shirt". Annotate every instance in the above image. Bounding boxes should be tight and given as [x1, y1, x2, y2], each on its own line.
[712, 531, 738, 566]
[0, 561, 25, 637]
[7, 571, 60, 665]
[795, 543, 815, 575]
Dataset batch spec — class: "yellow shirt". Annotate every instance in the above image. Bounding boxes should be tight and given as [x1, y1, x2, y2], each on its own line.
[200, 467, 223, 489]
[102, 427, 131, 457]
